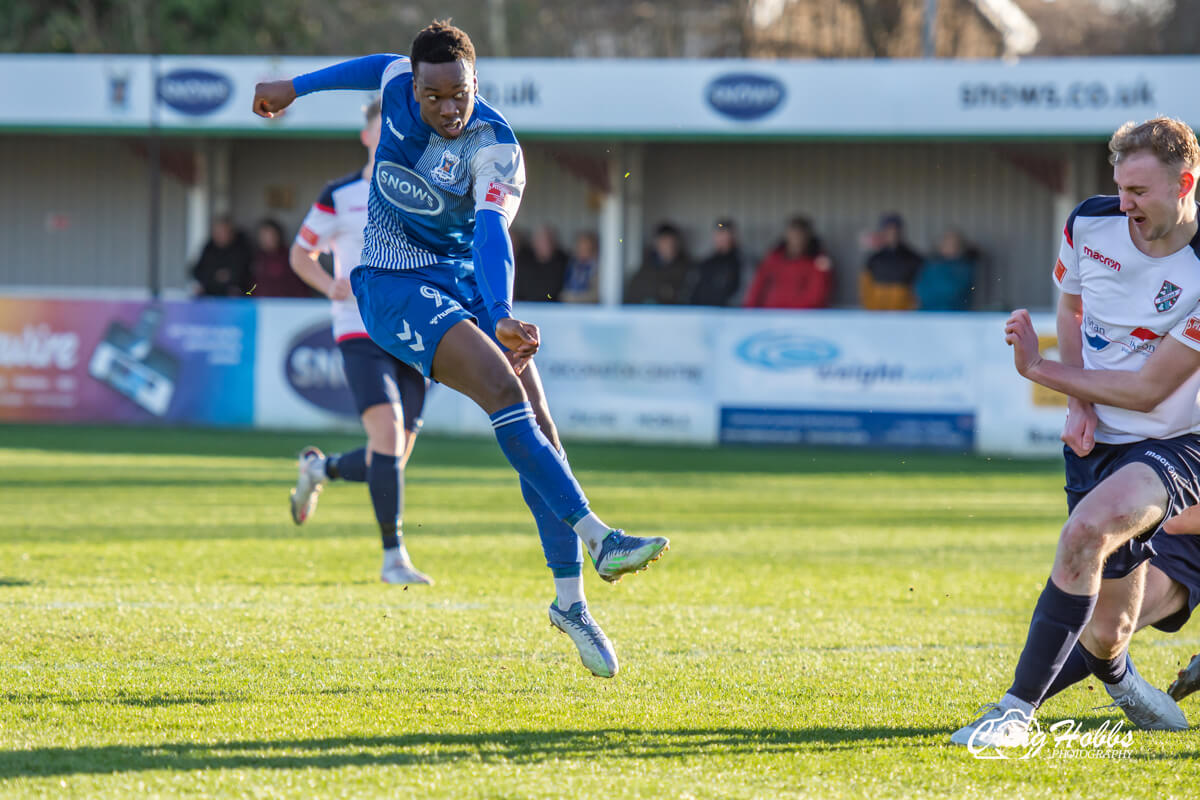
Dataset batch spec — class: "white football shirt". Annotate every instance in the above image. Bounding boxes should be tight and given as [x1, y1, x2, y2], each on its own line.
[294, 172, 370, 341]
[1053, 195, 1200, 444]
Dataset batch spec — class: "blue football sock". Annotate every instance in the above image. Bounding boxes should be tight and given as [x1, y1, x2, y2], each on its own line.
[1038, 643, 1092, 704]
[1007, 579, 1097, 705]
[520, 477, 584, 576]
[1078, 645, 1129, 685]
[327, 447, 367, 482]
[367, 451, 402, 551]
[490, 402, 588, 521]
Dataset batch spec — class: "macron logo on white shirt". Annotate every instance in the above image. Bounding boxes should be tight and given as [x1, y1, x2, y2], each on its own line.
[386, 117, 405, 141]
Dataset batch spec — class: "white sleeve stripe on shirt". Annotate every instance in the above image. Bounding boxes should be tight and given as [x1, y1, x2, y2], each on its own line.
[380, 56, 412, 90]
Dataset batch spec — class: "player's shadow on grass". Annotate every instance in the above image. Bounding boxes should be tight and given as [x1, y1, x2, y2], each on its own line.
[0, 726, 957, 777]
[0, 577, 35, 587]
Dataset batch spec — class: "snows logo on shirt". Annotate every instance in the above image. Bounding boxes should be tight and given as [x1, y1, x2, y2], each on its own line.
[1155, 280, 1183, 312]
[374, 162, 444, 216]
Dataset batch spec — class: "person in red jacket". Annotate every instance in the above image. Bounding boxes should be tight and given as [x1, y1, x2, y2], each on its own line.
[743, 216, 833, 309]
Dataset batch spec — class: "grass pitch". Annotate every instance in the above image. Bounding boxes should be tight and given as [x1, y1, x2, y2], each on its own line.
[1, 424, 1198, 799]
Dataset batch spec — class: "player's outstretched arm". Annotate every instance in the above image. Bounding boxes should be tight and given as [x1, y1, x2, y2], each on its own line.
[1006, 308, 1200, 412]
[252, 54, 400, 117]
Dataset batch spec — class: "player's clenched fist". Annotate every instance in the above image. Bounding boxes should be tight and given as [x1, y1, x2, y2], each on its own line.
[496, 317, 539, 374]
[1061, 399, 1097, 457]
[253, 80, 297, 118]
[1004, 308, 1044, 377]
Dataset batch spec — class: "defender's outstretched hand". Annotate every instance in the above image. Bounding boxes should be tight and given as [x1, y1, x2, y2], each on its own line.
[253, 80, 297, 118]
[1164, 505, 1200, 535]
[496, 317, 539, 375]
[1004, 309, 1044, 377]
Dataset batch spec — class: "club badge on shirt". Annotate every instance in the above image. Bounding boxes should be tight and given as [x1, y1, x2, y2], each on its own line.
[1156, 280, 1182, 312]
[432, 151, 460, 185]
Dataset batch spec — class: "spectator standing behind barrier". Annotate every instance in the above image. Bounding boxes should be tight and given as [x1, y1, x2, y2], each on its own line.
[190, 215, 253, 297]
[251, 219, 311, 297]
[860, 213, 923, 310]
[743, 217, 833, 309]
[915, 229, 978, 311]
[625, 222, 693, 305]
[514, 224, 568, 302]
[560, 231, 600, 303]
[687, 218, 743, 306]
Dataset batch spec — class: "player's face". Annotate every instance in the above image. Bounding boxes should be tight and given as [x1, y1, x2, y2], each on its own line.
[413, 59, 476, 139]
[1114, 151, 1184, 242]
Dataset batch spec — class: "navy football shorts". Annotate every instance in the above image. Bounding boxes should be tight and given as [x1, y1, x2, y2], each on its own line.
[1064, 434, 1200, 580]
[1147, 530, 1200, 633]
[337, 336, 429, 432]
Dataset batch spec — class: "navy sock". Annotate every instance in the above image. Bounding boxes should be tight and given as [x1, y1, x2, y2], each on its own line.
[1078, 645, 1129, 685]
[490, 402, 588, 521]
[367, 451, 402, 550]
[327, 447, 367, 482]
[1039, 643, 1093, 704]
[1007, 579, 1097, 705]
[520, 477, 584, 576]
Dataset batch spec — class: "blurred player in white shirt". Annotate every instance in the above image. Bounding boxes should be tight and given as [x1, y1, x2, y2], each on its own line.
[288, 99, 433, 586]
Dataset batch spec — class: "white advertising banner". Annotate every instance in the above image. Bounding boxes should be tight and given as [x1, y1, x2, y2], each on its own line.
[0, 56, 152, 130]
[975, 312, 1069, 457]
[253, 299, 361, 432]
[248, 300, 1066, 455]
[249, 300, 717, 444]
[714, 310, 979, 449]
[518, 304, 718, 445]
[3, 54, 1199, 137]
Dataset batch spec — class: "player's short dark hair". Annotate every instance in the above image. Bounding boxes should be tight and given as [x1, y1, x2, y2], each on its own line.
[1109, 117, 1200, 171]
[364, 98, 381, 124]
[410, 20, 476, 76]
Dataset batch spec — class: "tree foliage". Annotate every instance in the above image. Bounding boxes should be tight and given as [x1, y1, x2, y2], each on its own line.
[0, 0, 1192, 58]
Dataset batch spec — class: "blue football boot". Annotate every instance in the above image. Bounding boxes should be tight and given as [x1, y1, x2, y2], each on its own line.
[592, 530, 669, 583]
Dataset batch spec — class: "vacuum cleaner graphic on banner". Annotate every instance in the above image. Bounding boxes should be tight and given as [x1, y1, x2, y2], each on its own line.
[87, 306, 178, 416]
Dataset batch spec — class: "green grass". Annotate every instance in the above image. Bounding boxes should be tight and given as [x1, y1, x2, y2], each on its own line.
[1, 424, 1197, 799]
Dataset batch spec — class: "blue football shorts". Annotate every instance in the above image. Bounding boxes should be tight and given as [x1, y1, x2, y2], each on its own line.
[350, 264, 500, 378]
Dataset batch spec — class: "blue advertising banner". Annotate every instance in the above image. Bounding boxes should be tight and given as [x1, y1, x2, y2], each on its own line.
[0, 297, 255, 426]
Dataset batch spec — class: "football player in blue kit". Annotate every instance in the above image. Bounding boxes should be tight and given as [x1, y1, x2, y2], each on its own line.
[253, 20, 668, 678]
